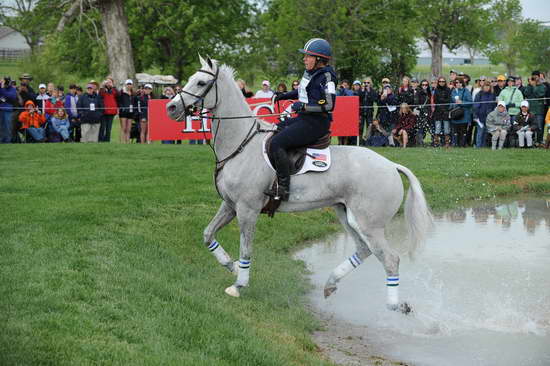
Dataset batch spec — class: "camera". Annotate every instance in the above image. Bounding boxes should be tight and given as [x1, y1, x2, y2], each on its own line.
[2, 76, 11, 87]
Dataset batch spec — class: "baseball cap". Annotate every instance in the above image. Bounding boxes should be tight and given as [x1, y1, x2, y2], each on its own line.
[497, 101, 506, 108]
[86, 83, 94, 89]
[381, 77, 390, 83]
[144, 83, 153, 89]
[262, 80, 270, 86]
[38, 83, 46, 89]
[497, 75, 506, 81]
[521, 100, 529, 108]
[479, 75, 487, 81]
[411, 78, 419, 83]
[125, 79, 133, 85]
[353, 80, 361, 85]
[450, 69, 458, 74]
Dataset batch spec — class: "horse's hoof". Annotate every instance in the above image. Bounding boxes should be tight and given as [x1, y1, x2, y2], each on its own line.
[399, 302, 413, 315]
[225, 285, 240, 298]
[324, 286, 337, 299]
[386, 302, 413, 315]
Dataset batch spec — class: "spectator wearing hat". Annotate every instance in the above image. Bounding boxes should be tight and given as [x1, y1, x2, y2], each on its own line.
[450, 78, 473, 147]
[118, 79, 137, 143]
[35, 84, 49, 115]
[523, 75, 546, 145]
[494, 75, 506, 97]
[514, 101, 537, 148]
[432, 76, 452, 147]
[19, 74, 34, 95]
[397, 76, 414, 105]
[0, 77, 17, 143]
[18, 100, 46, 142]
[255, 80, 274, 98]
[18, 82, 35, 105]
[137, 84, 154, 144]
[77, 83, 104, 143]
[99, 77, 119, 142]
[486, 101, 511, 150]
[473, 83, 496, 148]
[449, 70, 458, 83]
[497, 77, 524, 123]
[337, 80, 353, 96]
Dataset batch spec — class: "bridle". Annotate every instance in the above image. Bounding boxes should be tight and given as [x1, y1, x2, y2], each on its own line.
[174, 67, 220, 122]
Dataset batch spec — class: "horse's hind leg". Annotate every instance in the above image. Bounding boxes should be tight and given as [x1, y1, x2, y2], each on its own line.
[324, 204, 373, 298]
[364, 227, 410, 313]
[203, 201, 237, 273]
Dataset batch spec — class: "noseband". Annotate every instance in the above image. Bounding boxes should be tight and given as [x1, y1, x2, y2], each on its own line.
[175, 67, 219, 121]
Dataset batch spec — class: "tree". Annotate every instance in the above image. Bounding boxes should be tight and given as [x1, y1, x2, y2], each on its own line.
[486, 0, 523, 76]
[413, 0, 492, 77]
[0, 0, 60, 53]
[516, 19, 550, 75]
[261, 0, 419, 83]
[126, 0, 255, 83]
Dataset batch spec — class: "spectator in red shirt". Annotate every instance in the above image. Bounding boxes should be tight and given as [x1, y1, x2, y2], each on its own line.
[44, 88, 65, 119]
[99, 77, 118, 142]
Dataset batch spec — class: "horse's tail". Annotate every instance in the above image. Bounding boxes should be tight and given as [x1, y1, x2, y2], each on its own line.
[395, 164, 433, 259]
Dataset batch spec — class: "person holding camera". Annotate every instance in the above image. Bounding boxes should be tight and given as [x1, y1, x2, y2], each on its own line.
[18, 100, 46, 142]
[0, 77, 17, 143]
[378, 80, 399, 141]
[99, 77, 119, 142]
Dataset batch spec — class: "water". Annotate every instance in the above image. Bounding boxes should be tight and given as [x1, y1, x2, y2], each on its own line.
[295, 198, 550, 366]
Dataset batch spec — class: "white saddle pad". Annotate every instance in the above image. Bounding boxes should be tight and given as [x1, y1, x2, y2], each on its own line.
[262, 133, 331, 176]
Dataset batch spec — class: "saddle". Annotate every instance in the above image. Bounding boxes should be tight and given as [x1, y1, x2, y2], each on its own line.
[261, 131, 332, 217]
[263, 132, 331, 175]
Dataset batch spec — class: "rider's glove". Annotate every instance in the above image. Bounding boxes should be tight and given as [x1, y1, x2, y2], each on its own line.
[291, 101, 304, 112]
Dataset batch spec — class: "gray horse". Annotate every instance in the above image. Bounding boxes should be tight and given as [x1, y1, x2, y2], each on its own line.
[166, 57, 433, 312]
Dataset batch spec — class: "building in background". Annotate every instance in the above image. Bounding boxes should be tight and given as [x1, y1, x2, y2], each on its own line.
[0, 26, 30, 60]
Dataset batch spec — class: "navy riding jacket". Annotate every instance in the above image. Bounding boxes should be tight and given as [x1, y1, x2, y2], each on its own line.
[278, 65, 337, 121]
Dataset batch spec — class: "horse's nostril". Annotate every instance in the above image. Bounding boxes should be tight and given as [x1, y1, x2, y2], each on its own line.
[168, 104, 176, 113]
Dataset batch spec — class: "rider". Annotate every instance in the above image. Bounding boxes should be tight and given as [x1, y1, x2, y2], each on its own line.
[266, 38, 337, 201]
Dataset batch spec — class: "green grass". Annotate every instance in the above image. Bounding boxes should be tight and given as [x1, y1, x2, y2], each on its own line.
[1, 144, 549, 365]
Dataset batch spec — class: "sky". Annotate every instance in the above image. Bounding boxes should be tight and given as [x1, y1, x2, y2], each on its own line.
[520, 0, 550, 23]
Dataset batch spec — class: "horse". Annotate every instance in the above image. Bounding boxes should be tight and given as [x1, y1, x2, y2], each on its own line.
[166, 56, 433, 312]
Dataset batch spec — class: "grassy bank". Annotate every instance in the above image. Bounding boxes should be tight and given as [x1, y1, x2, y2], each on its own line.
[1, 144, 549, 365]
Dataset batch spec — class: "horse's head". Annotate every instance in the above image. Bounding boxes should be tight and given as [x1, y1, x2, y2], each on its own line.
[166, 56, 219, 121]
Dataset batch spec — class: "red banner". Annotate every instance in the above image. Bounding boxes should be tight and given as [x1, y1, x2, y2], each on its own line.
[148, 96, 358, 141]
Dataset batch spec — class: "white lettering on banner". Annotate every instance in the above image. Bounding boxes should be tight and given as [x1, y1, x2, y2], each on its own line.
[182, 115, 211, 133]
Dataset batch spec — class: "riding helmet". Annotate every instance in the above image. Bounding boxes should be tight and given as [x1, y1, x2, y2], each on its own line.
[299, 38, 331, 60]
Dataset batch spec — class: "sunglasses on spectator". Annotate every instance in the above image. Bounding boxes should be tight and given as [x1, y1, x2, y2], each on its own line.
[364, 81, 371, 84]
[421, 83, 428, 86]
[438, 80, 446, 83]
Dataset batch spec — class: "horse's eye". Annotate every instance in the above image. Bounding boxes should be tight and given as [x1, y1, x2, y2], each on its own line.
[197, 80, 206, 87]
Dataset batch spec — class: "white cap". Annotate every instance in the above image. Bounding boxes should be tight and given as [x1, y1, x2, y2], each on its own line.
[497, 101, 506, 108]
[125, 79, 133, 85]
[38, 83, 46, 89]
[144, 83, 153, 89]
[262, 80, 270, 86]
[520, 100, 529, 108]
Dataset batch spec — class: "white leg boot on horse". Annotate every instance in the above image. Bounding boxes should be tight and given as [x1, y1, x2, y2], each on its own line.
[203, 201, 237, 273]
[225, 205, 259, 298]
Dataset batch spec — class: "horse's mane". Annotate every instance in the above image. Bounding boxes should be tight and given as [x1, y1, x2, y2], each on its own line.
[217, 62, 274, 130]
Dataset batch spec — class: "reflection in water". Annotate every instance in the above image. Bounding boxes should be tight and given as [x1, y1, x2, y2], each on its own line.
[296, 198, 550, 366]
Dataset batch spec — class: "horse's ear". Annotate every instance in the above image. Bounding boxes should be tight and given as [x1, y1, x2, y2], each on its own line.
[198, 54, 208, 68]
[206, 57, 213, 70]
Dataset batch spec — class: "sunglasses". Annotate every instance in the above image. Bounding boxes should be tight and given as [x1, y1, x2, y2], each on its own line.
[438, 80, 446, 83]
[364, 82, 371, 84]
[421, 83, 429, 86]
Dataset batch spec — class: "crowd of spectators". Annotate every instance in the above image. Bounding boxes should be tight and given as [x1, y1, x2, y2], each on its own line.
[0, 73, 171, 144]
[2, 69, 550, 149]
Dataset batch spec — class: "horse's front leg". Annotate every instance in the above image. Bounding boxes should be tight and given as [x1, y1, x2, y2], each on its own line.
[203, 201, 237, 273]
[225, 204, 259, 298]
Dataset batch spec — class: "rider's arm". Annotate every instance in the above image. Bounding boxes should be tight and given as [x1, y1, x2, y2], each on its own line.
[277, 89, 298, 100]
[303, 72, 336, 113]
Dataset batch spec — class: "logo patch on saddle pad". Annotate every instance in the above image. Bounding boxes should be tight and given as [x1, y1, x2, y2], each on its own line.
[262, 134, 331, 175]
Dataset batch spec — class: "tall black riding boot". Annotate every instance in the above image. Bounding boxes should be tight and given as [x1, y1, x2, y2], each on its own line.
[265, 148, 291, 201]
